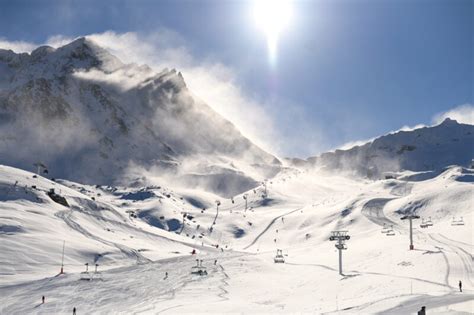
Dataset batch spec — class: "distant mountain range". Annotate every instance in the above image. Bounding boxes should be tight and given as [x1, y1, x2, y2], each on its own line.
[298, 118, 474, 178]
[1, 37, 472, 194]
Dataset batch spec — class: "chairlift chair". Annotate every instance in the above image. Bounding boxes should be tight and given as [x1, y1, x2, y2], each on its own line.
[92, 264, 102, 280]
[451, 216, 465, 226]
[454, 216, 465, 226]
[92, 271, 103, 280]
[191, 259, 208, 276]
[419, 218, 428, 228]
[80, 272, 91, 281]
[386, 225, 396, 236]
[274, 249, 285, 263]
[425, 217, 434, 226]
[80, 263, 91, 280]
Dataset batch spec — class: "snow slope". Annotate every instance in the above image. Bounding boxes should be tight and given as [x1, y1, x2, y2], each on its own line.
[0, 162, 472, 314]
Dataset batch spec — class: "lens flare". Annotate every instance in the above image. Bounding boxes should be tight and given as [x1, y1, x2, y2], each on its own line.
[254, 0, 292, 66]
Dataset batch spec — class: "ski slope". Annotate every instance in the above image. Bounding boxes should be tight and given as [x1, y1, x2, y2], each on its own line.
[0, 164, 473, 314]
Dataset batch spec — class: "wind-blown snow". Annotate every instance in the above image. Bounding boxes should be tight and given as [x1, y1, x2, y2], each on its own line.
[0, 162, 472, 314]
[0, 38, 280, 197]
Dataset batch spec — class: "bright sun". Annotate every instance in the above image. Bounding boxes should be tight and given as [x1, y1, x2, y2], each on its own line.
[254, 0, 293, 63]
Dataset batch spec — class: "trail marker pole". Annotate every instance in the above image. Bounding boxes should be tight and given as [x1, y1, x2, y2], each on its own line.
[401, 215, 420, 250]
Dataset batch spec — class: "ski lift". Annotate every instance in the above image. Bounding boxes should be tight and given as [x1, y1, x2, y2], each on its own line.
[92, 264, 102, 280]
[191, 259, 207, 276]
[274, 249, 285, 263]
[425, 216, 434, 226]
[451, 216, 465, 226]
[80, 263, 91, 281]
[386, 225, 396, 236]
[420, 218, 428, 229]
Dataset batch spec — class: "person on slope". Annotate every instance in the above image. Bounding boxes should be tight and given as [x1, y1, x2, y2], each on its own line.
[459, 280, 462, 292]
[42, 296, 45, 304]
[73, 307, 76, 314]
[417, 306, 426, 315]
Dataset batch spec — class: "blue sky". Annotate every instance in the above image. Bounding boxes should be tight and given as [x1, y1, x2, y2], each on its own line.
[0, 0, 472, 157]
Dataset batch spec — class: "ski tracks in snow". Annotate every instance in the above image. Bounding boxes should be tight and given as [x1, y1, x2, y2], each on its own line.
[428, 233, 474, 289]
[243, 207, 303, 250]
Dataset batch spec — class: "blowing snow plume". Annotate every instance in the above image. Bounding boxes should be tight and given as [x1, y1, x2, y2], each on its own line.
[0, 37, 281, 196]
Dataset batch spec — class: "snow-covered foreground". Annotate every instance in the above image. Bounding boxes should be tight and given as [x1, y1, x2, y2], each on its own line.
[0, 164, 473, 314]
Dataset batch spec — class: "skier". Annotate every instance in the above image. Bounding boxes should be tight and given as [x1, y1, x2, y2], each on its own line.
[417, 306, 426, 315]
[459, 280, 462, 292]
[42, 296, 45, 304]
[73, 307, 76, 315]
[164, 272, 168, 279]
[214, 259, 217, 265]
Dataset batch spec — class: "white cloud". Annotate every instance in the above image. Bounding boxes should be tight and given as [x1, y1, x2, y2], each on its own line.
[396, 124, 427, 132]
[337, 138, 375, 151]
[432, 103, 474, 125]
[0, 38, 37, 52]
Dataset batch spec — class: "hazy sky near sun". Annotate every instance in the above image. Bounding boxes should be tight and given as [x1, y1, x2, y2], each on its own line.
[0, 0, 472, 158]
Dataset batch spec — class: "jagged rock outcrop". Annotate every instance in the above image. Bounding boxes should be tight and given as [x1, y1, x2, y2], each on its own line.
[0, 37, 280, 195]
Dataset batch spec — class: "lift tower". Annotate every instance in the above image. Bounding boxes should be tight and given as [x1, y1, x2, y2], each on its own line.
[243, 194, 248, 212]
[329, 230, 351, 275]
[400, 215, 420, 250]
[212, 200, 221, 225]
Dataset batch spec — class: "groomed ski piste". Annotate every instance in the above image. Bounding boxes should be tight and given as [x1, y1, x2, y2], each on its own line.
[0, 164, 472, 314]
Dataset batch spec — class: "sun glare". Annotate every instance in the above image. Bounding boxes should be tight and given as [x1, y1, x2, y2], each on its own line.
[254, 0, 293, 65]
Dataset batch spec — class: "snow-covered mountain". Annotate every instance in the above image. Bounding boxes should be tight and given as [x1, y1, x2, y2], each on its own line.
[1, 37, 473, 314]
[0, 38, 280, 196]
[304, 119, 474, 178]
